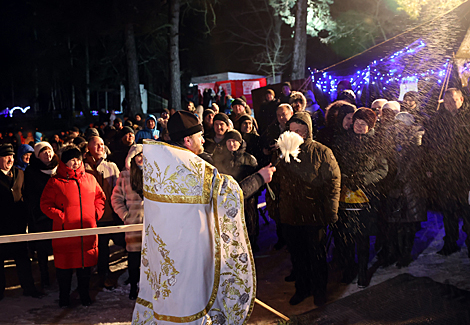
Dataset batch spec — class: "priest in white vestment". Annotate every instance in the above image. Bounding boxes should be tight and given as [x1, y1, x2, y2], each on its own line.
[132, 111, 275, 325]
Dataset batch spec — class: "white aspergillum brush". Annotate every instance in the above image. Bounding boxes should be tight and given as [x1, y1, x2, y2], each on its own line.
[266, 131, 304, 201]
[275, 131, 304, 164]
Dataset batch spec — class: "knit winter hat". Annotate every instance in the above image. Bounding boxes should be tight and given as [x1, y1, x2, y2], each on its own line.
[73, 136, 87, 146]
[0, 143, 15, 157]
[85, 128, 100, 140]
[231, 98, 246, 107]
[266, 89, 275, 97]
[120, 126, 135, 139]
[383, 101, 401, 114]
[34, 141, 54, 158]
[125, 144, 143, 170]
[337, 90, 356, 105]
[238, 114, 252, 126]
[60, 146, 82, 164]
[213, 113, 230, 126]
[167, 111, 203, 141]
[371, 99, 388, 110]
[203, 109, 215, 121]
[353, 108, 377, 129]
[224, 130, 243, 143]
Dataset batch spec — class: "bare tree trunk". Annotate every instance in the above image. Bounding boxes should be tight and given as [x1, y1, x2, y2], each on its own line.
[85, 36, 90, 108]
[68, 36, 75, 110]
[291, 0, 307, 80]
[125, 23, 143, 116]
[169, 0, 182, 111]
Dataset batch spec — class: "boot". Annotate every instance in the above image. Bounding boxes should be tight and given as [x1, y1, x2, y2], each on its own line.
[340, 242, 357, 284]
[129, 284, 138, 300]
[77, 268, 92, 306]
[396, 227, 414, 268]
[357, 239, 370, 288]
[56, 268, 72, 308]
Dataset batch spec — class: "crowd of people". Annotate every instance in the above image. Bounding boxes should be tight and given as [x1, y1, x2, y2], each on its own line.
[1, 81, 469, 311]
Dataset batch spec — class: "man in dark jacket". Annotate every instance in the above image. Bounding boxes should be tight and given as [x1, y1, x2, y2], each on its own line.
[257, 89, 279, 136]
[0, 143, 43, 300]
[277, 112, 341, 306]
[423, 88, 470, 256]
[204, 113, 230, 154]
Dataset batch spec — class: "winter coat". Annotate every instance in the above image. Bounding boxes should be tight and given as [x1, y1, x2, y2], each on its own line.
[135, 115, 160, 143]
[212, 141, 259, 237]
[212, 141, 258, 183]
[386, 123, 427, 223]
[23, 154, 59, 233]
[14, 144, 34, 171]
[111, 170, 144, 252]
[277, 112, 341, 226]
[84, 154, 120, 225]
[334, 128, 388, 235]
[423, 105, 470, 206]
[203, 136, 225, 155]
[257, 98, 279, 136]
[109, 141, 134, 171]
[40, 161, 106, 269]
[0, 166, 26, 236]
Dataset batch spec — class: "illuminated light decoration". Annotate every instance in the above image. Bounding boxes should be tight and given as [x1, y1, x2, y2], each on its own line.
[7, 106, 31, 118]
[309, 38, 449, 102]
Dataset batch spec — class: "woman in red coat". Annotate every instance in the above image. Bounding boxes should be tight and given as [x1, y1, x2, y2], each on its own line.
[41, 145, 105, 307]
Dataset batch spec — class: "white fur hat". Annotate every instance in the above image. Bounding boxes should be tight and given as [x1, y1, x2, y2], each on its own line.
[34, 141, 53, 158]
[371, 99, 388, 109]
[383, 101, 401, 113]
[125, 144, 143, 170]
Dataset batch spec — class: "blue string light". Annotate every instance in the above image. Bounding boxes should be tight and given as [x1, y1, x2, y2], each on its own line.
[310, 39, 448, 100]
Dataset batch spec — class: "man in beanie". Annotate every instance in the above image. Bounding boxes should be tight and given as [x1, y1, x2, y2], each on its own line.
[202, 109, 215, 137]
[229, 98, 249, 131]
[257, 89, 280, 136]
[132, 111, 275, 324]
[84, 136, 124, 289]
[276, 112, 341, 306]
[204, 112, 230, 154]
[109, 126, 135, 170]
[0, 143, 43, 300]
[214, 129, 261, 250]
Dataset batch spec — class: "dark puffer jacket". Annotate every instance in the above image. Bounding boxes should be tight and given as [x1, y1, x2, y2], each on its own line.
[23, 154, 59, 233]
[40, 161, 106, 269]
[334, 128, 388, 235]
[278, 111, 341, 226]
[0, 166, 26, 236]
[212, 140, 258, 183]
